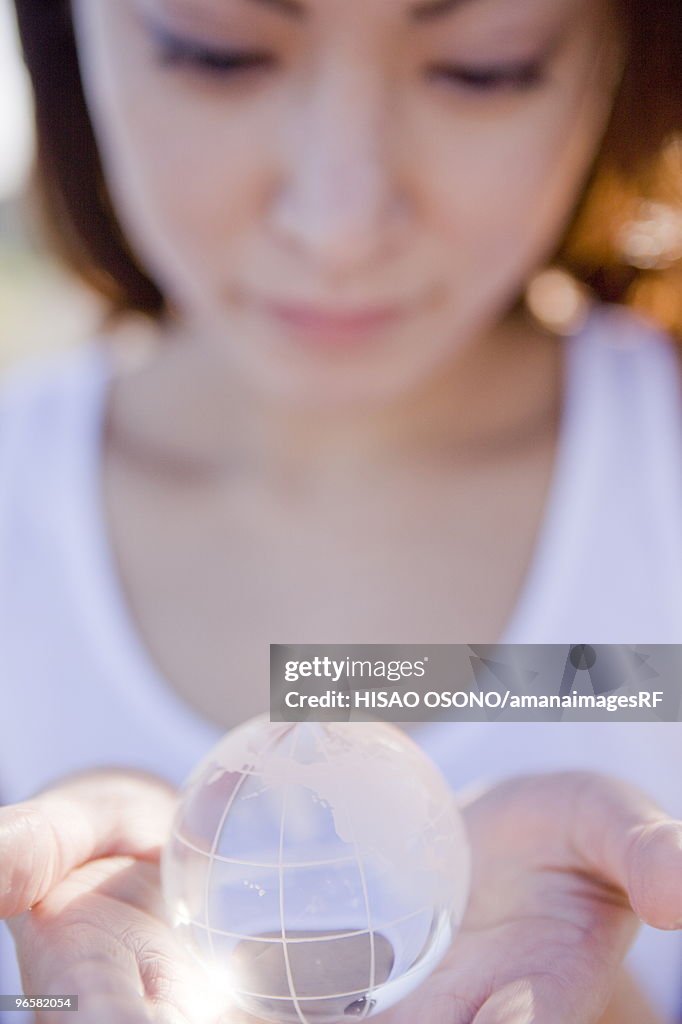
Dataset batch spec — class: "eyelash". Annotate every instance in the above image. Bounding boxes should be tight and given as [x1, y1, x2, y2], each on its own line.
[428, 60, 547, 92]
[151, 31, 546, 94]
[154, 37, 276, 74]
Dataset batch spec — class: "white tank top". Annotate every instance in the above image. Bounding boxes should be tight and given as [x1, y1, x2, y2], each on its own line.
[1, 302, 681, 1019]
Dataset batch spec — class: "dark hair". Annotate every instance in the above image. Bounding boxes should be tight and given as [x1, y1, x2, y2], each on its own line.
[12, 0, 682, 332]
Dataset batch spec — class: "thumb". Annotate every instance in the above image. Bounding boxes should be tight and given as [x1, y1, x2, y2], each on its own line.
[471, 977, 577, 1024]
[0, 767, 177, 919]
[569, 772, 682, 931]
[470, 968, 657, 1024]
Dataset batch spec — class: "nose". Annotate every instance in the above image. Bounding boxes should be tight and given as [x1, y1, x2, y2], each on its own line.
[269, 68, 412, 279]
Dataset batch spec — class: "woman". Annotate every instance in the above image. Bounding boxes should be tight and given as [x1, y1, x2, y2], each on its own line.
[1, 0, 681, 1020]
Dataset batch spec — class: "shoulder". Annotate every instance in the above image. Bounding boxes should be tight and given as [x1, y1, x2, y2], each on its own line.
[0, 341, 107, 439]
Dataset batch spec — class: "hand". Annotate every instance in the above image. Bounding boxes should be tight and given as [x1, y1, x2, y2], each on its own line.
[0, 769, 241, 1024]
[3, 770, 680, 1024]
[376, 772, 682, 1024]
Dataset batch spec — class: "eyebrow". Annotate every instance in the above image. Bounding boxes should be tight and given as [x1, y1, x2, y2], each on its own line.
[409, 0, 478, 21]
[243, 0, 479, 22]
[243, 0, 306, 16]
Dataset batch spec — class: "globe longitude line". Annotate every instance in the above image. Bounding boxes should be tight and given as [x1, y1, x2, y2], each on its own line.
[277, 726, 309, 1024]
[202, 767, 253, 964]
[316, 726, 377, 1021]
[202, 724, 296, 965]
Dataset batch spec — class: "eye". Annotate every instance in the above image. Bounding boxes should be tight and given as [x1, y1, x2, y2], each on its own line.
[147, 23, 277, 76]
[427, 60, 547, 93]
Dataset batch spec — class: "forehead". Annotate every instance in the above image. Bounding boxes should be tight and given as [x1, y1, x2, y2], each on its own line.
[246, 0, 479, 17]
[126, 0, 606, 58]
[157, 0, 577, 23]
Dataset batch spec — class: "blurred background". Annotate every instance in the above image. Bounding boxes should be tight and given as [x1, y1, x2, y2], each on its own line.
[0, 0, 97, 373]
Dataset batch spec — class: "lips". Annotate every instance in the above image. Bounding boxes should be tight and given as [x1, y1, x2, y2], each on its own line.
[261, 299, 408, 345]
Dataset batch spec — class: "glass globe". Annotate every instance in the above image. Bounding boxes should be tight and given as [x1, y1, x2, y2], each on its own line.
[161, 716, 470, 1023]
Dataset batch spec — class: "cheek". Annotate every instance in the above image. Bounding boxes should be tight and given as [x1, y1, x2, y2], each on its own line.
[413, 76, 613, 296]
[109, 106, 267, 304]
[80, 16, 277, 306]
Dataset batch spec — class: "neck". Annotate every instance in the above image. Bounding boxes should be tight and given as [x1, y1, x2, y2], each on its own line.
[105, 309, 560, 488]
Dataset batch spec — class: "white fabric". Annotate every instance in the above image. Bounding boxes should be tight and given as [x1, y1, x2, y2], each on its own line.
[1, 303, 681, 1020]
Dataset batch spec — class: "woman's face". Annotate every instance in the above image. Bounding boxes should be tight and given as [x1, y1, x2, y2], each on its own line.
[72, 0, 623, 405]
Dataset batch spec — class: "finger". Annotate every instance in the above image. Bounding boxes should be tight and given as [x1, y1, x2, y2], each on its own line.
[132, 927, 230, 1024]
[470, 969, 657, 1024]
[8, 861, 211, 1024]
[568, 773, 682, 930]
[471, 976, 588, 1024]
[472, 979, 545, 1024]
[11, 929, 154, 1024]
[143, 954, 231, 1024]
[0, 768, 177, 919]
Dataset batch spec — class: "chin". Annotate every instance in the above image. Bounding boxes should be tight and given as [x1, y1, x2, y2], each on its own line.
[203, 303, 472, 408]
